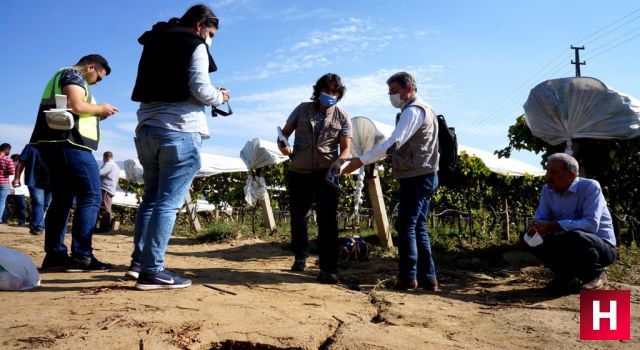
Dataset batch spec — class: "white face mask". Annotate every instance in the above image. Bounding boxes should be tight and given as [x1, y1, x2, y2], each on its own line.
[201, 29, 212, 46]
[390, 93, 404, 108]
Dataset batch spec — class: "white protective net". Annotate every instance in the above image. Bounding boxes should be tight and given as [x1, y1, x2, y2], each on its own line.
[524, 77, 640, 154]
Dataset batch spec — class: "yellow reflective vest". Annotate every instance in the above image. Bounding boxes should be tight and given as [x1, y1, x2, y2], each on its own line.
[29, 67, 100, 151]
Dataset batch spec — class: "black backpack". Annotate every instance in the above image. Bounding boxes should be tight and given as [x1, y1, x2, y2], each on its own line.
[436, 114, 458, 185]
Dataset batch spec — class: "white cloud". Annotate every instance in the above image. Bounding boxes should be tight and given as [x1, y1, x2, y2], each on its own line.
[202, 66, 455, 157]
[0, 123, 34, 155]
[230, 17, 432, 81]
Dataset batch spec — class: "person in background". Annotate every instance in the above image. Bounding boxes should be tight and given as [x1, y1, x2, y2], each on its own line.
[277, 73, 352, 284]
[523, 153, 616, 294]
[13, 144, 52, 235]
[0, 143, 15, 224]
[127, 4, 229, 290]
[28, 54, 119, 271]
[2, 154, 27, 226]
[96, 151, 120, 233]
[342, 72, 440, 292]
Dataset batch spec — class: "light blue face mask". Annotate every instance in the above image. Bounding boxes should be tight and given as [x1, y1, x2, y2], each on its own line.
[319, 92, 338, 108]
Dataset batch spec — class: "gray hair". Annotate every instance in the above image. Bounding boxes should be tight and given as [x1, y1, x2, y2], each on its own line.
[547, 153, 579, 174]
[386, 71, 417, 92]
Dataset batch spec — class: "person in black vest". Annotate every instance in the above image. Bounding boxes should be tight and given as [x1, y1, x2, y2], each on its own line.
[343, 72, 440, 291]
[126, 4, 229, 290]
[29, 54, 118, 272]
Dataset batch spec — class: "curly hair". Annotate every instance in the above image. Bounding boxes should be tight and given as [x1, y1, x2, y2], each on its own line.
[311, 73, 346, 102]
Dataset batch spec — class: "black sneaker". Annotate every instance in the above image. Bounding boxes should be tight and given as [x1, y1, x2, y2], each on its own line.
[29, 228, 44, 235]
[317, 270, 339, 284]
[65, 256, 113, 272]
[291, 257, 306, 272]
[41, 254, 70, 271]
[125, 263, 142, 280]
[544, 276, 581, 295]
[135, 269, 192, 290]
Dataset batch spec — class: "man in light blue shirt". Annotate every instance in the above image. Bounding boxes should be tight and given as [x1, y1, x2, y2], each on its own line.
[96, 151, 120, 233]
[524, 153, 616, 294]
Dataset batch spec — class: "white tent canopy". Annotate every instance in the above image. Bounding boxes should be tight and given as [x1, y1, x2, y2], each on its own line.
[116, 152, 249, 210]
[350, 116, 544, 176]
[119, 152, 249, 182]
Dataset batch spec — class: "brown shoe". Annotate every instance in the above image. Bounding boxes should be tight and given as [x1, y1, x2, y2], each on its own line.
[582, 272, 607, 290]
[393, 278, 418, 290]
[419, 277, 439, 292]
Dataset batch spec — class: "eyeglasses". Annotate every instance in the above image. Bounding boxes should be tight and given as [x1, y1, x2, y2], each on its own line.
[93, 65, 103, 83]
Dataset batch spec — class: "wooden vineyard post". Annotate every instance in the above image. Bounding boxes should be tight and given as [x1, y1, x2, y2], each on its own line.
[365, 164, 393, 249]
[260, 191, 277, 233]
[502, 198, 510, 241]
[184, 190, 202, 233]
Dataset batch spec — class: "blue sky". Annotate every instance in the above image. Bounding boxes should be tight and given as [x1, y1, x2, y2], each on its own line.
[1, 0, 639, 168]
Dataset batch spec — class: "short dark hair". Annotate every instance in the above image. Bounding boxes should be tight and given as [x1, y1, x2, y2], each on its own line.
[0, 143, 11, 152]
[386, 71, 417, 92]
[311, 73, 346, 102]
[10, 154, 19, 161]
[170, 4, 218, 29]
[76, 54, 111, 75]
[103, 151, 113, 159]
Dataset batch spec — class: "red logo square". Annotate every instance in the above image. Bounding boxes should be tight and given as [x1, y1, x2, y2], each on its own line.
[580, 290, 631, 340]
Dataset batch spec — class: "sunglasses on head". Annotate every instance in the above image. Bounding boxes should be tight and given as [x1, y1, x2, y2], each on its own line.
[204, 16, 219, 29]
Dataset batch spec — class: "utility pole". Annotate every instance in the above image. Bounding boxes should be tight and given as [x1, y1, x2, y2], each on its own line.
[571, 45, 585, 77]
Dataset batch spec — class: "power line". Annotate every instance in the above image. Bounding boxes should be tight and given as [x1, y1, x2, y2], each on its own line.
[583, 26, 640, 60]
[458, 52, 573, 142]
[587, 32, 640, 61]
[457, 51, 571, 141]
[581, 11, 640, 46]
[460, 8, 640, 144]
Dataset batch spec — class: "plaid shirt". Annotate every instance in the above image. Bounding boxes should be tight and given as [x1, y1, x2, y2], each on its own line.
[0, 154, 15, 185]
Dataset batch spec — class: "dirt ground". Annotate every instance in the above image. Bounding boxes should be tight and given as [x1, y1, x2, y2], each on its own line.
[1, 224, 638, 350]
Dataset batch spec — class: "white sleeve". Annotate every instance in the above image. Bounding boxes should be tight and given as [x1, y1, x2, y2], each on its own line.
[360, 106, 425, 165]
[188, 44, 223, 106]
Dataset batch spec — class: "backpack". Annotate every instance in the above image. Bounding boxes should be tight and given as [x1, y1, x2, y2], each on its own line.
[436, 114, 458, 185]
[338, 236, 371, 262]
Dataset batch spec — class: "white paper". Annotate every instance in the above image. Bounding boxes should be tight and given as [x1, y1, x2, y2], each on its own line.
[277, 126, 290, 148]
[524, 232, 544, 247]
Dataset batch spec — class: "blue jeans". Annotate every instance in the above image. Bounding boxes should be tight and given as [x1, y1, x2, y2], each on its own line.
[40, 146, 101, 258]
[28, 186, 52, 231]
[395, 173, 438, 281]
[2, 194, 26, 224]
[0, 184, 10, 223]
[132, 126, 201, 273]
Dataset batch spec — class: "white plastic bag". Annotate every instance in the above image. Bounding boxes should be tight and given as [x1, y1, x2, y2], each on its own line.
[244, 175, 267, 207]
[0, 246, 41, 291]
[124, 159, 144, 184]
[524, 77, 640, 153]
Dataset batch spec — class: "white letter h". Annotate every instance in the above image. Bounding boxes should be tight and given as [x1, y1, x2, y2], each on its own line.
[593, 300, 617, 331]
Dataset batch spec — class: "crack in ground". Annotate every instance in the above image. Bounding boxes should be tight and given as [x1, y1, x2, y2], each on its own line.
[318, 317, 344, 350]
[367, 292, 390, 324]
[210, 340, 304, 349]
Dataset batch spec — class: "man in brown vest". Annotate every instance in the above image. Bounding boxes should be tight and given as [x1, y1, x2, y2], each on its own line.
[342, 71, 440, 291]
[278, 73, 352, 284]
